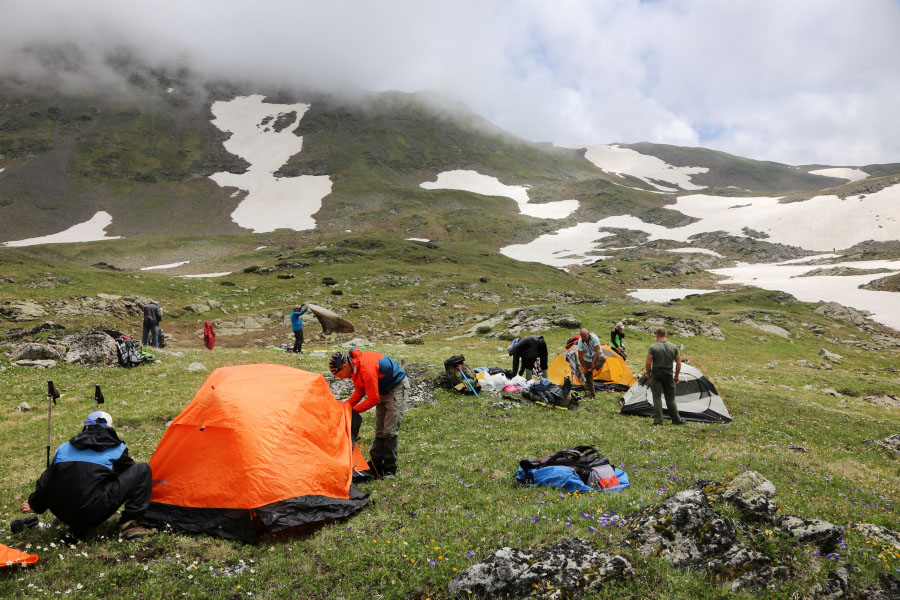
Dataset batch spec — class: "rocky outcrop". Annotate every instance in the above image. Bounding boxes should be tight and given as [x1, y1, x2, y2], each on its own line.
[644, 316, 725, 340]
[777, 515, 842, 553]
[874, 434, 900, 456]
[0, 301, 47, 322]
[447, 538, 632, 598]
[721, 471, 778, 523]
[60, 330, 119, 367]
[4, 321, 66, 340]
[819, 348, 844, 364]
[815, 302, 872, 328]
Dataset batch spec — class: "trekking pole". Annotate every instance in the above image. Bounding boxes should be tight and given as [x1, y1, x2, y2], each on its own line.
[94, 384, 105, 411]
[358, 440, 381, 479]
[458, 366, 478, 396]
[45, 381, 60, 467]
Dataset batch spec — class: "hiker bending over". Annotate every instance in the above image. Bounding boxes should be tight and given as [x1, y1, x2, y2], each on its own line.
[645, 327, 684, 426]
[20, 411, 155, 541]
[576, 329, 604, 400]
[610, 322, 627, 358]
[142, 300, 162, 348]
[509, 335, 549, 380]
[290, 303, 309, 353]
[330, 348, 408, 479]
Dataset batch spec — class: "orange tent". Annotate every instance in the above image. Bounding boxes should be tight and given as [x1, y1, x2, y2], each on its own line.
[547, 345, 635, 391]
[140, 364, 369, 542]
[0, 544, 38, 567]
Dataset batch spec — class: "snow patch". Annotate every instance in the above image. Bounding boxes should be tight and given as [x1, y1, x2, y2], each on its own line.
[179, 272, 232, 279]
[3, 211, 121, 246]
[558, 143, 708, 191]
[500, 222, 614, 266]
[254, 246, 268, 250]
[629, 288, 721, 302]
[501, 183, 900, 264]
[406, 237, 430, 242]
[711, 259, 900, 331]
[208, 95, 332, 233]
[666, 247, 723, 257]
[808, 167, 868, 182]
[140, 261, 190, 271]
[420, 170, 578, 219]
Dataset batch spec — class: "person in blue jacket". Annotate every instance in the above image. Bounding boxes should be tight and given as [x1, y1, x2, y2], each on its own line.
[20, 411, 155, 541]
[290, 303, 309, 353]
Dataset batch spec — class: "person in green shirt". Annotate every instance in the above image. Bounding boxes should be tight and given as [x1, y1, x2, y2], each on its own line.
[644, 327, 684, 425]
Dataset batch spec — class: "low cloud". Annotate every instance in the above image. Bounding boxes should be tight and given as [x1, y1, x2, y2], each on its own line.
[1, 0, 898, 165]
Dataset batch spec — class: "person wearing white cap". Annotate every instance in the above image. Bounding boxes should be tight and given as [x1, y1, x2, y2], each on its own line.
[610, 322, 627, 359]
[20, 411, 155, 541]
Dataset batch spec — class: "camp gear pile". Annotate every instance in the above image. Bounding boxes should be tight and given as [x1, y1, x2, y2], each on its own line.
[515, 446, 629, 493]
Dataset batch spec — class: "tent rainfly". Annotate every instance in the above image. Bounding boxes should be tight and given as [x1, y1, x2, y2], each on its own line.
[140, 364, 369, 542]
[547, 345, 635, 392]
[619, 362, 732, 423]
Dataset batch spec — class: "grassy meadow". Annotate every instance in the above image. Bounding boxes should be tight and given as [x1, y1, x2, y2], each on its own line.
[1, 237, 899, 599]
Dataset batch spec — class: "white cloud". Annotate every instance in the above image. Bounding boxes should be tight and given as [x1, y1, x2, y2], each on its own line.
[1, 0, 898, 165]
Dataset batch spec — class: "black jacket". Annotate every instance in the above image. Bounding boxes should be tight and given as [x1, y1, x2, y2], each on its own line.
[511, 336, 549, 376]
[28, 427, 135, 528]
[143, 303, 162, 326]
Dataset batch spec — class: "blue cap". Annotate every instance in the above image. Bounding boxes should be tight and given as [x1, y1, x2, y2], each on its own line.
[507, 338, 520, 355]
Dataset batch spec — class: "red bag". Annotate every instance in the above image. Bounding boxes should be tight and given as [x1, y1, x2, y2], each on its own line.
[203, 321, 215, 350]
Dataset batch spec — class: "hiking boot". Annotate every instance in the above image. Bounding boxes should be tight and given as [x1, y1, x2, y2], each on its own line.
[60, 528, 81, 545]
[381, 472, 396, 480]
[651, 421, 664, 426]
[120, 520, 157, 540]
[10, 515, 39, 534]
[559, 376, 572, 408]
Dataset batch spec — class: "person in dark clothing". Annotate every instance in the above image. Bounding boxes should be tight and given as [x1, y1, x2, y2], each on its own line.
[645, 327, 684, 426]
[509, 335, 549, 379]
[290, 304, 309, 353]
[142, 300, 163, 348]
[610, 322, 626, 358]
[20, 411, 155, 541]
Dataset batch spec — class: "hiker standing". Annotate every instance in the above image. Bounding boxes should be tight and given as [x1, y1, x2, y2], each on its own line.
[509, 335, 549, 380]
[329, 348, 408, 479]
[576, 328, 604, 399]
[20, 411, 156, 541]
[142, 300, 162, 348]
[645, 327, 684, 426]
[290, 303, 309, 353]
[610, 322, 627, 358]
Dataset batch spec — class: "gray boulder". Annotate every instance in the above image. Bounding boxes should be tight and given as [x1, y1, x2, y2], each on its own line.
[815, 302, 869, 326]
[808, 566, 851, 599]
[188, 362, 207, 372]
[61, 331, 119, 367]
[875, 434, 900, 456]
[0, 301, 47, 322]
[819, 348, 844, 364]
[777, 515, 842, 553]
[854, 523, 900, 550]
[447, 538, 632, 598]
[184, 303, 211, 314]
[10, 342, 66, 362]
[722, 471, 778, 522]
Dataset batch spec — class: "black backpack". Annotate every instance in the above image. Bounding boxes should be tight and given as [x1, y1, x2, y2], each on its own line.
[116, 337, 143, 368]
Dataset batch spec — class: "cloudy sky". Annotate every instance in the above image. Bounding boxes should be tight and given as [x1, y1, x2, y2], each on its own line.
[2, 0, 899, 165]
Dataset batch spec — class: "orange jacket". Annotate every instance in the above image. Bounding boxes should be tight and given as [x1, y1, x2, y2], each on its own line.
[346, 348, 406, 413]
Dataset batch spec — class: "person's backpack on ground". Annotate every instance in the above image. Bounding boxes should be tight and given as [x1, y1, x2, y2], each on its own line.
[519, 445, 621, 489]
[116, 336, 143, 368]
[442, 355, 481, 394]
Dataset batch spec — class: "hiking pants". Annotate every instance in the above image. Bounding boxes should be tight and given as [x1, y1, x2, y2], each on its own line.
[292, 329, 304, 353]
[142, 321, 159, 348]
[369, 377, 408, 475]
[580, 359, 598, 399]
[68, 463, 153, 532]
[650, 373, 682, 424]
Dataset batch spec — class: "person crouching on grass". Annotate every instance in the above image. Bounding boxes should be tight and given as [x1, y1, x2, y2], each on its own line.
[20, 411, 156, 542]
[329, 348, 409, 479]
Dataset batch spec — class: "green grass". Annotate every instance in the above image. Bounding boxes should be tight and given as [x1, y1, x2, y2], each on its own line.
[1, 239, 899, 599]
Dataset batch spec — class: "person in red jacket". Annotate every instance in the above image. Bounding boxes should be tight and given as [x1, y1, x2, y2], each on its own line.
[330, 348, 408, 479]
